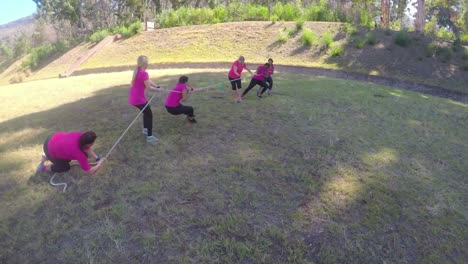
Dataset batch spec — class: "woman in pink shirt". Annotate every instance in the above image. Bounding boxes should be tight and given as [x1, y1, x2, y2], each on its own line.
[228, 56, 252, 101]
[129, 55, 161, 143]
[35, 131, 105, 175]
[265, 58, 274, 96]
[241, 63, 270, 98]
[165, 76, 196, 123]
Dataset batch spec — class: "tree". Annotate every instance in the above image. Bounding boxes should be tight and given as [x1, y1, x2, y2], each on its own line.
[381, 0, 390, 28]
[33, 0, 82, 26]
[414, 0, 425, 32]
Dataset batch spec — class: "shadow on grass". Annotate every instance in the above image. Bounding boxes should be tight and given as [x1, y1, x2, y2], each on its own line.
[0, 72, 467, 263]
[324, 27, 468, 94]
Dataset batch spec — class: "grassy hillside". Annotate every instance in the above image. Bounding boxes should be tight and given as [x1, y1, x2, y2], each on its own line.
[0, 70, 466, 263]
[1, 22, 467, 93]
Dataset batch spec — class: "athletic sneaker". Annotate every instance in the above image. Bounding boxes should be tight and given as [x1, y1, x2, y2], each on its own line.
[35, 154, 46, 175]
[143, 128, 148, 135]
[187, 116, 197, 123]
[257, 93, 263, 98]
[267, 90, 272, 96]
[146, 135, 159, 142]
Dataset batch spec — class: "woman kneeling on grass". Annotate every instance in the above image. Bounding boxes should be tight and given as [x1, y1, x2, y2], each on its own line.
[165, 76, 197, 123]
[241, 63, 270, 99]
[35, 131, 105, 175]
[129, 55, 162, 143]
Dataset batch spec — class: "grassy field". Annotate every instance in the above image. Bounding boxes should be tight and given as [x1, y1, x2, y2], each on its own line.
[0, 69, 467, 263]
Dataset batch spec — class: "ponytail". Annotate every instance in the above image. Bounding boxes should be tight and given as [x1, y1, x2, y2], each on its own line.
[131, 55, 149, 85]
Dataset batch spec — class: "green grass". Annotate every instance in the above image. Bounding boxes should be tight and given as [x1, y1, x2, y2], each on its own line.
[0, 70, 467, 263]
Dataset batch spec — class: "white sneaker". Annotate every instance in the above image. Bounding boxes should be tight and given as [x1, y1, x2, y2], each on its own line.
[146, 135, 158, 142]
[143, 128, 148, 135]
[35, 154, 47, 175]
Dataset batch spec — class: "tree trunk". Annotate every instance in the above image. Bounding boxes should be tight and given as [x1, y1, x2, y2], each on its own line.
[414, 0, 425, 32]
[381, 0, 390, 29]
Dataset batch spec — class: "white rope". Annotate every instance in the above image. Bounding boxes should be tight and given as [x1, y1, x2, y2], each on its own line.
[165, 77, 242, 93]
[50, 173, 67, 192]
[47, 77, 252, 192]
[48, 91, 160, 192]
[103, 92, 158, 160]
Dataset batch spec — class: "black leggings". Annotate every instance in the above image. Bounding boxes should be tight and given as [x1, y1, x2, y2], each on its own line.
[265, 77, 273, 92]
[135, 103, 153, 136]
[242, 79, 267, 97]
[43, 136, 71, 173]
[229, 77, 242, 90]
[166, 104, 194, 117]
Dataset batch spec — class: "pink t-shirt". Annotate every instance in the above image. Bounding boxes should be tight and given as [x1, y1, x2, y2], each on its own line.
[48, 132, 91, 171]
[128, 69, 149, 106]
[253, 65, 268, 81]
[165, 83, 187, 107]
[267, 64, 274, 77]
[228, 60, 247, 79]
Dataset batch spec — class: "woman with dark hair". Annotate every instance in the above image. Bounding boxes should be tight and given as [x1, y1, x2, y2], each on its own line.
[35, 131, 105, 175]
[165, 75, 197, 123]
[265, 58, 274, 95]
[241, 63, 270, 98]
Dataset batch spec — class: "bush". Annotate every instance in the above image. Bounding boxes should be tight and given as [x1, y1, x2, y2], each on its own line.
[461, 33, 468, 44]
[128, 21, 142, 35]
[343, 23, 357, 36]
[281, 3, 300, 21]
[330, 42, 344, 56]
[436, 27, 455, 40]
[301, 29, 316, 46]
[366, 32, 377, 45]
[90, 29, 110, 43]
[22, 41, 68, 70]
[356, 39, 366, 49]
[281, 27, 295, 37]
[271, 15, 279, 24]
[463, 51, 468, 60]
[245, 4, 269, 21]
[322, 31, 333, 48]
[395, 30, 411, 47]
[277, 31, 289, 43]
[0, 43, 13, 60]
[295, 19, 305, 30]
[303, 1, 338, 22]
[13, 33, 32, 58]
[214, 6, 229, 23]
[424, 16, 437, 36]
[463, 61, 468, 71]
[426, 42, 439, 57]
[427, 44, 453, 61]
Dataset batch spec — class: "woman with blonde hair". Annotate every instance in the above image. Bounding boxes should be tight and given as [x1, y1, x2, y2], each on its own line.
[228, 56, 252, 102]
[129, 55, 161, 143]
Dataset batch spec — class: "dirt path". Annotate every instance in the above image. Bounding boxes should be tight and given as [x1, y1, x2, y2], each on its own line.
[74, 62, 468, 104]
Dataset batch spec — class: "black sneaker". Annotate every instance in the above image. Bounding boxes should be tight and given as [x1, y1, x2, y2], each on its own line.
[188, 117, 197, 123]
[257, 93, 262, 98]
